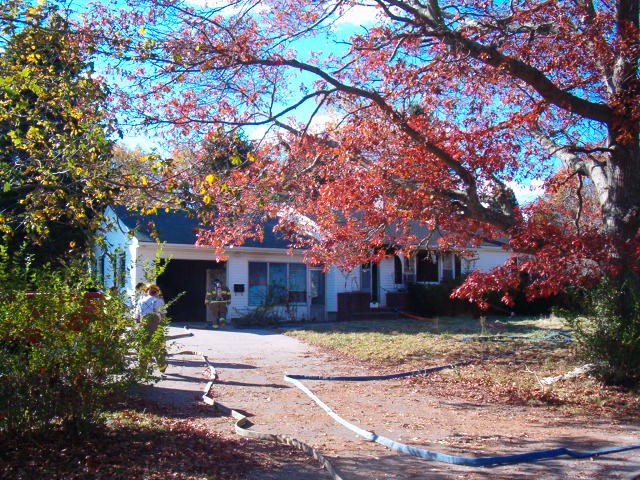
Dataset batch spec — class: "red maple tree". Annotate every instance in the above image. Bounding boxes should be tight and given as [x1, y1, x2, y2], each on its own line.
[93, 0, 639, 305]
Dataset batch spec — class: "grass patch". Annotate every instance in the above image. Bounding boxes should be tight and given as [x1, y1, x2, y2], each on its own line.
[285, 316, 640, 418]
[286, 316, 563, 366]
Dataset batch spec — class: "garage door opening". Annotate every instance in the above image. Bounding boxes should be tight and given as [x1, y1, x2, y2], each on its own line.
[157, 259, 226, 323]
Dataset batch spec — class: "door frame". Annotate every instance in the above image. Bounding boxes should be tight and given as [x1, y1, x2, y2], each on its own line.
[360, 262, 379, 304]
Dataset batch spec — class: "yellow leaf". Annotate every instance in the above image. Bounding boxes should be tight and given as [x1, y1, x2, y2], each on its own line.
[26, 126, 42, 140]
[140, 175, 148, 186]
[205, 174, 217, 184]
[203, 195, 211, 205]
[139, 26, 147, 35]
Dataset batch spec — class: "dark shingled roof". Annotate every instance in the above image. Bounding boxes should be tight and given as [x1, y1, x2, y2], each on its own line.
[112, 206, 293, 249]
[239, 222, 294, 249]
[112, 207, 505, 250]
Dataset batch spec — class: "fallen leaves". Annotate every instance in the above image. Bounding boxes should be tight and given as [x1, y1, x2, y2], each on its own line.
[0, 399, 318, 479]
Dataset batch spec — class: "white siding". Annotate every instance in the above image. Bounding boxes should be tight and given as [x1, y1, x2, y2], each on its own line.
[226, 254, 247, 314]
[325, 266, 359, 314]
[467, 247, 511, 274]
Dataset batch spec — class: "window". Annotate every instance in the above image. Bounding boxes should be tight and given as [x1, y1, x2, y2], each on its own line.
[248, 262, 307, 306]
[119, 252, 127, 286]
[309, 269, 325, 306]
[97, 254, 106, 286]
[288, 264, 307, 303]
[441, 253, 454, 281]
[414, 251, 461, 283]
[113, 252, 127, 288]
[269, 263, 287, 304]
[248, 262, 268, 305]
[403, 256, 415, 284]
[455, 255, 462, 280]
[416, 251, 438, 282]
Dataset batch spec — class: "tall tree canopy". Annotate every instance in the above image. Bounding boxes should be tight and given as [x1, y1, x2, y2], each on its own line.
[111, 128, 254, 215]
[0, 1, 119, 265]
[94, 0, 639, 304]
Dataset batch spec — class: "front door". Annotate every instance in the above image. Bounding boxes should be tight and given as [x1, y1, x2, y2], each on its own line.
[308, 268, 325, 321]
[360, 262, 379, 304]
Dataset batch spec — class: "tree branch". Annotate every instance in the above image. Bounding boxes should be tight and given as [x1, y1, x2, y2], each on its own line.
[388, 0, 612, 123]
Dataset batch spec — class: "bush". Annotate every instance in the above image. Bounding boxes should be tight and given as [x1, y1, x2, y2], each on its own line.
[408, 275, 562, 318]
[233, 287, 301, 326]
[233, 294, 286, 326]
[407, 279, 476, 317]
[560, 278, 640, 387]
[0, 262, 165, 437]
[233, 304, 281, 326]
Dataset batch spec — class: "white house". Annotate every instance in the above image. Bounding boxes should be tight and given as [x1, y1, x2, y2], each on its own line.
[97, 206, 511, 323]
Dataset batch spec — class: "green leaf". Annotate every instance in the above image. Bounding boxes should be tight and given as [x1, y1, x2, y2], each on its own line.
[8, 131, 23, 147]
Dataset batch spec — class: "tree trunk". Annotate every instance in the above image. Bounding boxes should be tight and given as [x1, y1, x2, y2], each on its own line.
[591, 138, 640, 240]
[589, 134, 640, 316]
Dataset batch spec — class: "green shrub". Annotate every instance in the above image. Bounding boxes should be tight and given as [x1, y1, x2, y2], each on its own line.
[408, 276, 562, 318]
[0, 263, 164, 437]
[407, 279, 476, 317]
[233, 305, 281, 326]
[560, 278, 640, 387]
[233, 295, 285, 326]
[233, 287, 299, 326]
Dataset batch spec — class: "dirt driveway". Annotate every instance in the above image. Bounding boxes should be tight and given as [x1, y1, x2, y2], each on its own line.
[144, 323, 640, 479]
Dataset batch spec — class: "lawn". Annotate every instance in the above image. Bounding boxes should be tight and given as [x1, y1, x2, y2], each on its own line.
[285, 315, 640, 418]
